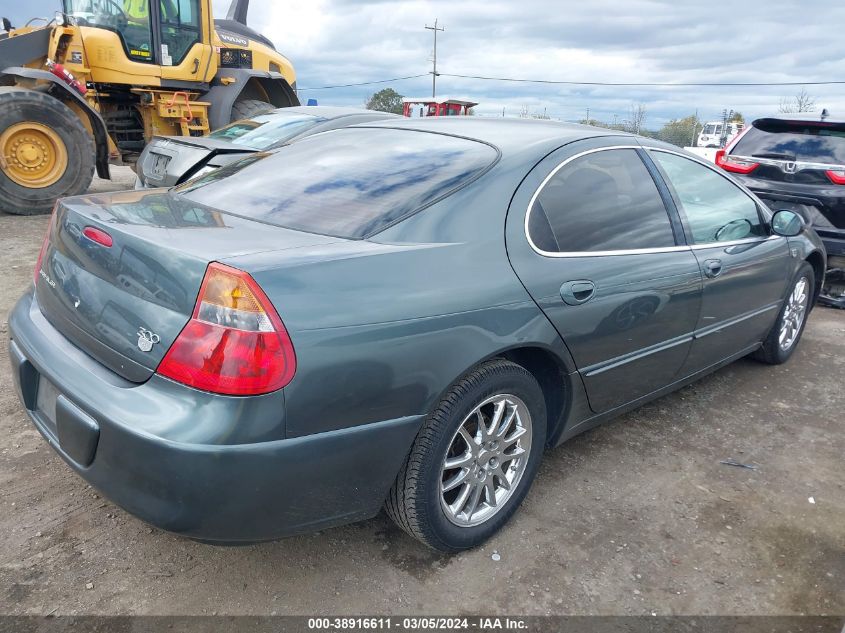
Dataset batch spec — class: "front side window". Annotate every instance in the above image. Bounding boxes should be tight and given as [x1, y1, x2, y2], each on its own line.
[159, 0, 201, 65]
[652, 151, 766, 244]
[527, 148, 676, 253]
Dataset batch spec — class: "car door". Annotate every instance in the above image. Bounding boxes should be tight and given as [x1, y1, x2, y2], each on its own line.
[647, 149, 791, 373]
[506, 139, 703, 414]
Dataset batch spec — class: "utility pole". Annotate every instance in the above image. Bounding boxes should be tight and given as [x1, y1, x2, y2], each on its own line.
[425, 19, 444, 98]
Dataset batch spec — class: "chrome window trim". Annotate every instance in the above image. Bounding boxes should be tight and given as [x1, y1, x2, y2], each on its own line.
[689, 234, 782, 250]
[524, 145, 684, 258]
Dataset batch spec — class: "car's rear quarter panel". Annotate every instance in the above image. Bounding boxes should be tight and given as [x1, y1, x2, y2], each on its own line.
[224, 171, 575, 438]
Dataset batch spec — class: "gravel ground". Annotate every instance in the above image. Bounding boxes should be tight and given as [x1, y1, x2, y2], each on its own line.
[0, 169, 843, 615]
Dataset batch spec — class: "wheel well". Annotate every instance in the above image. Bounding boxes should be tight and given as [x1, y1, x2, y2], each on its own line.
[806, 251, 825, 302]
[241, 77, 298, 108]
[498, 347, 569, 447]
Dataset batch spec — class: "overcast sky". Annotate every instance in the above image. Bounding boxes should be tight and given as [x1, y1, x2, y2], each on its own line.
[213, 0, 845, 127]
[7, 1, 844, 128]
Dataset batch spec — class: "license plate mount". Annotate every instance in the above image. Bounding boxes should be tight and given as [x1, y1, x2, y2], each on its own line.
[35, 377, 60, 435]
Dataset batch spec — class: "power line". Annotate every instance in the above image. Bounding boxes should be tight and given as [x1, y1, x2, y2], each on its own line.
[297, 74, 427, 91]
[296, 71, 845, 92]
[438, 72, 845, 87]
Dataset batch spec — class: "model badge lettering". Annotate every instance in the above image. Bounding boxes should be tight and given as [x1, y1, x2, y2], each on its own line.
[38, 269, 56, 288]
[137, 327, 161, 352]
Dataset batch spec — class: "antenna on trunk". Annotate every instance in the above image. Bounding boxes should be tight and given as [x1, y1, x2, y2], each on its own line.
[226, 0, 250, 26]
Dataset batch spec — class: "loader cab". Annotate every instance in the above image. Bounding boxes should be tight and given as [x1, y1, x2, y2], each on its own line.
[62, 0, 214, 82]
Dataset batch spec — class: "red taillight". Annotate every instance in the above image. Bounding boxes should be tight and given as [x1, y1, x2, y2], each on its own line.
[825, 169, 845, 185]
[157, 263, 296, 396]
[715, 149, 759, 174]
[83, 226, 113, 247]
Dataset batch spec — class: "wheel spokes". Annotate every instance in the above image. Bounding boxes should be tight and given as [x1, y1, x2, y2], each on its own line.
[440, 394, 533, 527]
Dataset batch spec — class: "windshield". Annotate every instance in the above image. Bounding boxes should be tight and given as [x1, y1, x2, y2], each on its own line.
[732, 119, 845, 165]
[64, 0, 154, 63]
[178, 128, 499, 239]
[207, 112, 326, 150]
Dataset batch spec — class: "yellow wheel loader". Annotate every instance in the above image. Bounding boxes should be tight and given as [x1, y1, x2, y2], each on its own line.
[0, 0, 298, 215]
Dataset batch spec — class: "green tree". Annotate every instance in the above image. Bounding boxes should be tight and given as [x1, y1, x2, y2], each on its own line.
[729, 111, 745, 124]
[658, 114, 701, 148]
[366, 88, 404, 115]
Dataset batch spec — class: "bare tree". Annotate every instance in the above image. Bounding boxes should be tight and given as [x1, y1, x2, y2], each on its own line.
[779, 88, 816, 114]
[626, 103, 647, 134]
[519, 105, 550, 120]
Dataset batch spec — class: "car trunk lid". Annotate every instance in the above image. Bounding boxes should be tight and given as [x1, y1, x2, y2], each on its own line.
[35, 190, 340, 382]
[137, 136, 254, 188]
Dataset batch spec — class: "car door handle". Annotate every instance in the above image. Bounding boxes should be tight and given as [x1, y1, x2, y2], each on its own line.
[703, 259, 723, 278]
[560, 280, 596, 305]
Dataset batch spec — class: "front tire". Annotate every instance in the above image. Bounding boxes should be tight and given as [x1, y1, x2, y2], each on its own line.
[386, 359, 546, 552]
[0, 88, 95, 215]
[754, 262, 814, 364]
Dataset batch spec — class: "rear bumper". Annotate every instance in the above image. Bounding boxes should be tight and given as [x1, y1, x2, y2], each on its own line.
[9, 290, 422, 542]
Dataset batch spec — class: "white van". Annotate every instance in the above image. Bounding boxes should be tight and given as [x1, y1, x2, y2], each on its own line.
[697, 121, 743, 148]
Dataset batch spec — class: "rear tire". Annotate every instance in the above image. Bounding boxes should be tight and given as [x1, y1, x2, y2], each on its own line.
[753, 262, 814, 365]
[0, 88, 95, 215]
[230, 98, 275, 122]
[386, 359, 546, 552]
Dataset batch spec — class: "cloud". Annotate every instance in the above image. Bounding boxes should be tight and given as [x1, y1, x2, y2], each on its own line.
[215, 0, 845, 127]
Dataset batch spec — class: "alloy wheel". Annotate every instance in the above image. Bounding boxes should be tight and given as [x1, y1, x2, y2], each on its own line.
[779, 276, 809, 351]
[440, 394, 533, 527]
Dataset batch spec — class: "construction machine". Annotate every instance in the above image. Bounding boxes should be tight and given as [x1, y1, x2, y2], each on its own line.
[0, 0, 299, 215]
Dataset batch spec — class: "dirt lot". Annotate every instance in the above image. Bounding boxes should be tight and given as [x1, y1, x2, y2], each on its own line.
[0, 171, 843, 616]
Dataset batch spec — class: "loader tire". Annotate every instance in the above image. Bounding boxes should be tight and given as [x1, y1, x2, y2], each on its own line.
[0, 87, 95, 216]
[230, 98, 275, 122]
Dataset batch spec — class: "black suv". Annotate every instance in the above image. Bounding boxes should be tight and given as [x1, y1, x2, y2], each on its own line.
[716, 113, 844, 307]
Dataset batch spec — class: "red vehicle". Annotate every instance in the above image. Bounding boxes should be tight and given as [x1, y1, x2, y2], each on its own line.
[403, 97, 478, 118]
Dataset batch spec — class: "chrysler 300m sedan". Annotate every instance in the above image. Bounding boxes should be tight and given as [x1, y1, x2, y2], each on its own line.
[10, 118, 825, 551]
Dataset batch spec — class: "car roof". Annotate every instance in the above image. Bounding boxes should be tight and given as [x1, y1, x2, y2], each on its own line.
[352, 116, 630, 155]
[271, 105, 401, 120]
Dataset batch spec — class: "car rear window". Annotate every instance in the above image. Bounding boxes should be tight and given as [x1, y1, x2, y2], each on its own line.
[732, 119, 845, 165]
[178, 128, 499, 239]
[207, 112, 325, 150]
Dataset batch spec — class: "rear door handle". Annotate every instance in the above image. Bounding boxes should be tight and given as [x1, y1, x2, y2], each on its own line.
[703, 259, 723, 278]
[560, 280, 596, 305]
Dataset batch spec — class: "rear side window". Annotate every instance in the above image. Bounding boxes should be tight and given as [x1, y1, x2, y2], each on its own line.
[180, 128, 498, 239]
[527, 148, 676, 253]
[732, 119, 845, 165]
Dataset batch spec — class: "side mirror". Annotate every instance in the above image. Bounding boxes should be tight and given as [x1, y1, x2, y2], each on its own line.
[771, 209, 805, 237]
